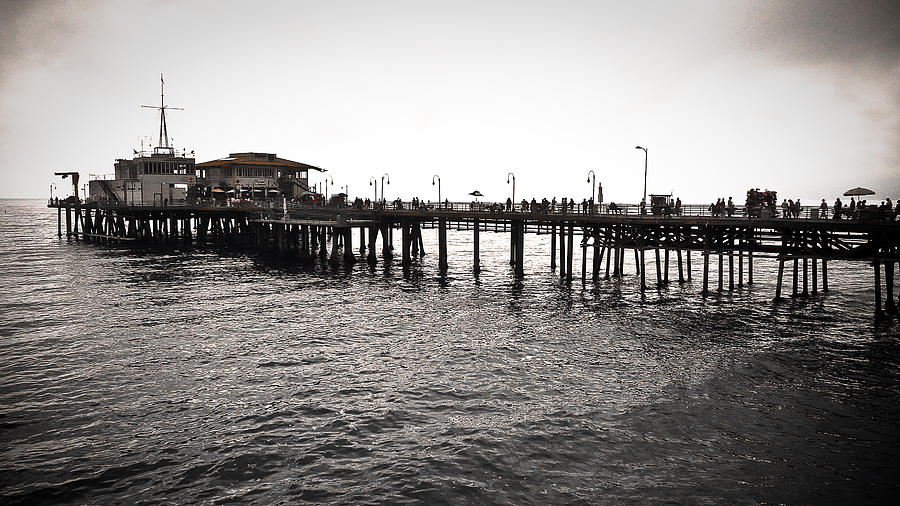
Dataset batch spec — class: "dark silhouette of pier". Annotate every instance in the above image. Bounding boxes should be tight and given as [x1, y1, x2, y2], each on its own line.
[49, 200, 900, 316]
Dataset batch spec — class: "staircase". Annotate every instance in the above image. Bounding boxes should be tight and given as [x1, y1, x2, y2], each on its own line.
[97, 180, 120, 203]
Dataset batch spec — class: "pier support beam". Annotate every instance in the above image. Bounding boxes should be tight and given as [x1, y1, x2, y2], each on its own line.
[473, 218, 480, 273]
[550, 224, 557, 270]
[438, 217, 448, 271]
[792, 259, 799, 297]
[885, 262, 897, 314]
[812, 258, 818, 294]
[677, 249, 684, 283]
[686, 250, 692, 281]
[748, 252, 754, 284]
[874, 260, 883, 316]
[775, 258, 785, 300]
[367, 225, 378, 263]
[401, 221, 411, 266]
[592, 232, 601, 281]
[664, 249, 670, 284]
[515, 220, 525, 278]
[566, 223, 574, 285]
[728, 250, 734, 291]
[654, 248, 662, 287]
[822, 260, 829, 292]
[559, 223, 567, 280]
[718, 253, 724, 292]
[702, 251, 710, 295]
[640, 249, 646, 292]
[802, 258, 809, 296]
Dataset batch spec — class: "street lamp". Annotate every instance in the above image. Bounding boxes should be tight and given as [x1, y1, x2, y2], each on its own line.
[381, 173, 390, 204]
[432, 174, 441, 209]
[507, 172, 516, 210]
[635, 146, 648, 207]
[369, 176, 378, 203]
[586, 170, 596, 212]
[324, 174, 333, 201]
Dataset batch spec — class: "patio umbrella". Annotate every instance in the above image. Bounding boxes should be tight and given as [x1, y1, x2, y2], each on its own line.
[843, 187, 875, 197]
[211, 188, 225, 193]
[469, 190, 483, 202]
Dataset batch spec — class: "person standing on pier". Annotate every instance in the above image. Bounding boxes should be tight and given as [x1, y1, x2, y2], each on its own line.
[833, 198, 842, 219]
[675, 197, 682, 215]
[820, 199, 828, 218]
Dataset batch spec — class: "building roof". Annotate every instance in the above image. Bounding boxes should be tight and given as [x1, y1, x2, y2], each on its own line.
[197, 152, 326, 172]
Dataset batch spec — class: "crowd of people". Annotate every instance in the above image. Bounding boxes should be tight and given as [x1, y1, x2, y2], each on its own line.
[830, 197, 898, 221]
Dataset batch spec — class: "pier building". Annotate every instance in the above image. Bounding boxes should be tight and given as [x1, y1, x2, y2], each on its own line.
[197, 152, 325, 200]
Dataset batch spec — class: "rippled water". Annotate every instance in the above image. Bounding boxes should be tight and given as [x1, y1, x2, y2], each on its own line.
[1, 199, 899, 504]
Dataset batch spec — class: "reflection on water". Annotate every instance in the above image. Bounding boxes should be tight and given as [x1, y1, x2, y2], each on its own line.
[1, 199, 898, 504]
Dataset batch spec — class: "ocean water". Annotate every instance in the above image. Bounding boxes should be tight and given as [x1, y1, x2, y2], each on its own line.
[1, 198, 899, 504]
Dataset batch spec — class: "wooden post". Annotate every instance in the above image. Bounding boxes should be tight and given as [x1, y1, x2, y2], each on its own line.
[359, 227, 366, 256]
[738, 250, 744, 288]
[664, 249, 670, 284]
[802, 258, 809, 296]
[438, 217, 448, 270]
[640, 249, 646, 292]
[515, 220, 525, 278]
[510, 220, 517, 266]
[382, 223, 392, 259]
[702, 251, 709, 295]
[559, 222, 567, 279]
[566, 223, 574, 284]
[728, 250, 734, 291]
[605, 246, 611, 279]
[344, 228, 355, 263]
[718, 253, 724, 292]
[410, 223, 419, 257]
[581, 230, 588, 285]
[654, 249, 662, 287]
[775, 258, 785, 300]
[812, 258, 818, 294]
[874, 261, 883, 316]
[57, 206, 62, 237]
[822, 259, 829, 292]
[550, 223, 557, 270]
[367, 225, 377, 263]
[320, 226, 328, 258]
[401, 221, 411, 266]
[792, 259, 799, 297]
[677, 249, 684, 282]
[65, 208, 72, 237]
[417, 223, 425, 257]
[473, 218, 480, 273]
[885, 262, 897, 314]
[592, 234, 601, 280]
[748, 251, 754, 284]
[634, 249, 640, 275]
[686, 250, 692, 281]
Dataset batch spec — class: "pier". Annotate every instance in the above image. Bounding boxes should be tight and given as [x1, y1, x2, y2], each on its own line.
[49, 200, 899, 316]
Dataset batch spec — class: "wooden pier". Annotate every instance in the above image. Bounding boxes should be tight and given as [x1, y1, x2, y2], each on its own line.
[49, 200, 900, 316]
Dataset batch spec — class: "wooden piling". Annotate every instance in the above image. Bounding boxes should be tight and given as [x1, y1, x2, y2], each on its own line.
[822, 259, 829, 292]
[65, 208, 72, 237]
[874, 260, 883, 316]
[702, 251, 709, 295]
[605, 246, 611, 279]
[792, 259, 799, 297]
[401, 221, 411, 266]
[812, 258, 818, 294]
[686, 250, 692, 281]
[581, 230, 588, 285]
[359, 227, 366, 256]
[473, 218, 480, 272]
[655, 248, 662, 287]
[718, 253, 724, 292]
[885, 262, 897, 314]
[748, 252, 754, 284]
[566, 223, 574, 284]
[640, 249, 646, 292]
[559, 223, 567, 279]
[802, 258, 809, 296]
[367, 225, 377, 263]
[515, 220, 525, 278]
[509, 220, 517, 266]
[677, 249, 684, 282]
[592, 232, 601, 280]
[438, 217, 448, 270]
[775, 258, 785, 300]
[550, 223, 557, 270]
[664, 249, 670, 284]
[726, 250, 733, 291]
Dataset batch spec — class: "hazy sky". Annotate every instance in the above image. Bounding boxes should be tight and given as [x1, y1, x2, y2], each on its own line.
[1, 0, 898, 203]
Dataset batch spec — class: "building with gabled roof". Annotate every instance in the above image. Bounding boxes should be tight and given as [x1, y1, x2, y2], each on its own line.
[197, 152, 326, 199]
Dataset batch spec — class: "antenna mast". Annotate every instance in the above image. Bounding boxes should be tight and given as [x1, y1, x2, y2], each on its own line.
[141, 73, 182, 154]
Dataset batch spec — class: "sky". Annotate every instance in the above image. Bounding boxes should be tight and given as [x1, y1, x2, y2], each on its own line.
[1, 0, 898, 204]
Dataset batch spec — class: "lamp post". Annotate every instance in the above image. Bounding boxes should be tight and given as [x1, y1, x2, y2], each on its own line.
[381, 173, 390, 204]
[507, 172, 516, 210]
[369, 176, 378, 204]
[432, 174, 441, 209]
[587, 170, 596, 212]
[324, 174, 333, 202]
[635, 146, 648, 207]
[50, 183, 56, 202]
